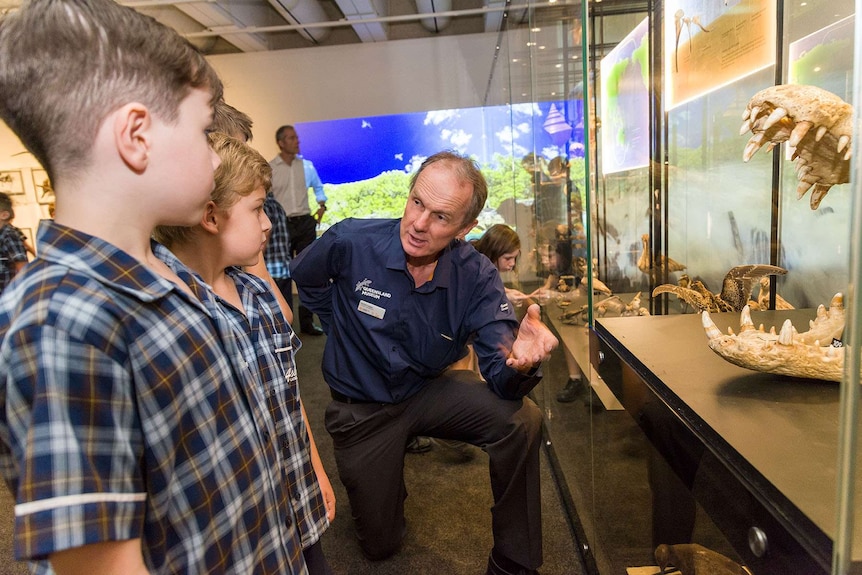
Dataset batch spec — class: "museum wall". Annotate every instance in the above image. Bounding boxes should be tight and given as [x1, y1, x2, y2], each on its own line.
[207, 31, 500, 161]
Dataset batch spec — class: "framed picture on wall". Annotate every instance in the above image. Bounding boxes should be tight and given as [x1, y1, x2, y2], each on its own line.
[31, 168, 54, 205]
[0, 170, 25, 196]
[39, 203, 54, 221]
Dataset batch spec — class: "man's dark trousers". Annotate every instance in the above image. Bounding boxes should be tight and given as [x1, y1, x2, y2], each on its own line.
[324, 369, 543, 570]
[285, 213, 319, 331]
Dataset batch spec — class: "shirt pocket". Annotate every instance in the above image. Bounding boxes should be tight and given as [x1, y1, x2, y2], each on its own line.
[269, 331, 300, 399]
[269, 330, 306, 438]
[408, 321, 463, 373]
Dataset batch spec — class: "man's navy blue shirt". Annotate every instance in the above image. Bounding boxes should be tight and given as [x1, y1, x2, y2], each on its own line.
[290, 218, 540, 402]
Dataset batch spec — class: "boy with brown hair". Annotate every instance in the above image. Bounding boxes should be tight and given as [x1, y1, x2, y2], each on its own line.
[154, 132, 334, 574]
[0, 1, 310, 573]
[0, 192, 27, 294]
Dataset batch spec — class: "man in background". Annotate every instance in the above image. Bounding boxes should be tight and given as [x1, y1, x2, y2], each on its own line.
[0, 192, 27, 295]
[270, 124, 327, 335]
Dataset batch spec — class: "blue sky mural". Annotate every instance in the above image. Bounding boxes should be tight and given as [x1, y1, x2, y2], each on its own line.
[296, 100, 584, 185]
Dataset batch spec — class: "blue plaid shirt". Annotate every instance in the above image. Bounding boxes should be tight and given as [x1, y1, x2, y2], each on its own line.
[155, 247, 328, 549]
[0, 221, 308, 574]
[264, 193, 291, 280]
[0, 223, 27, 294]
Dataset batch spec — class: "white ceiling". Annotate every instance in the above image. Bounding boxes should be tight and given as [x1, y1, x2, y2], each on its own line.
[0, 0, 647, 57]
[122, 0, 531, 55]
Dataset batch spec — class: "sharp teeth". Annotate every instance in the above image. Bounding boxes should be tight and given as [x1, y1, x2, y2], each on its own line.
[743, 140, 762, 162]
[796, 180, 814, 199]
[810, 184, 828, 210]
[763, 107, 787, 130]
[769, 326, 776, 335]
[702, 311, 723, 340]
[778, 319, 794, 345]
[742, 107, 751, 121]
[750, 105, 761, 119]
[838, 135, 850, 152]
[739, 119, 752, 135]
[727, 326, 736, 335]
[740, 305, 755, 331]
[845, 149, 852, 161]
[815, 125, 828, 141]
[766, 142, 777, 153]
[831, 293, 845, 310]
[789, 121, 813, 147]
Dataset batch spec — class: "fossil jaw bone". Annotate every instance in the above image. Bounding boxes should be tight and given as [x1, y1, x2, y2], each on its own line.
[741, 84, 852, 210]
[701, 293, 845, 382]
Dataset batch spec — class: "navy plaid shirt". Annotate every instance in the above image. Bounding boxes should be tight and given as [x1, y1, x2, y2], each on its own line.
[0, 222, 308, 574]
[156, 248, 328, 549]
[264, 193, 291, 280]
[0, 223, 27, 294]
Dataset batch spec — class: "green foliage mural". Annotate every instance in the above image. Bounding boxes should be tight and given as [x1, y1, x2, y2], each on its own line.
[322, 154, 537, 231]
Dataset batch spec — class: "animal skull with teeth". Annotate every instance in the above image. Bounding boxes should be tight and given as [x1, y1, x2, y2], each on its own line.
[653, 264, 787, 313]
[741, 84, 852, 210]
[701, 293, 845, 381]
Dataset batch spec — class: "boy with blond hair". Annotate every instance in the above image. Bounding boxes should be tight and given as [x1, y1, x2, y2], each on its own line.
[154, 132, 334, 574]
[0, 1, 310, 573]
[0, 192, 27, 294]
[210, 99, 296, 324]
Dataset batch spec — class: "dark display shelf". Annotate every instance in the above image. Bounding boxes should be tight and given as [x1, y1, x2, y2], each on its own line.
[593, 308, 860, 575]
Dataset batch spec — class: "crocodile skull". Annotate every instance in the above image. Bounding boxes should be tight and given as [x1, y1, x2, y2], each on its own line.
[701, 293, 845, 381]
[741, 84, 852, 210]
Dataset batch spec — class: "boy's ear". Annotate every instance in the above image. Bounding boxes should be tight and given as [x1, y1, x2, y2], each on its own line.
[199, 201, 220, 234]
[114, 102, 151, 173]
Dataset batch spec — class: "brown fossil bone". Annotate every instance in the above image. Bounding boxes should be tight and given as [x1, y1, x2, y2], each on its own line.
[755, 276, 794, 310]
[741, 84, 852, 209]
[655, 543, 748, 575]
[638, 234, 686, 276]
[653, 264, 786, 313]
[597, 291, 649, 318]
[559, 292, 649, 325]
[701, 293, 845, 382]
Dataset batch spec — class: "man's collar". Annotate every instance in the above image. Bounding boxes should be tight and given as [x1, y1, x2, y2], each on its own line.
[382, 222, 455, 288]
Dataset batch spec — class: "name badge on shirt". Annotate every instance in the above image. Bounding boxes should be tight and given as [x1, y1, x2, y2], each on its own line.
[358, 299, 386, 319]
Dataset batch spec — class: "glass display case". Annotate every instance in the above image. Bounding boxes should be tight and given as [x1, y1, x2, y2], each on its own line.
[484, 0, 862, 574]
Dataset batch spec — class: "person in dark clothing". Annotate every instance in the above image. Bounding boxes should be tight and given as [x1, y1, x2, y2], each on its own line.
[291, 151, 558, 575]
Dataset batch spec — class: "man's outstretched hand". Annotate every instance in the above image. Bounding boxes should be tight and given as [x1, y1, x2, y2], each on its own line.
[506, 303, 558, 372]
